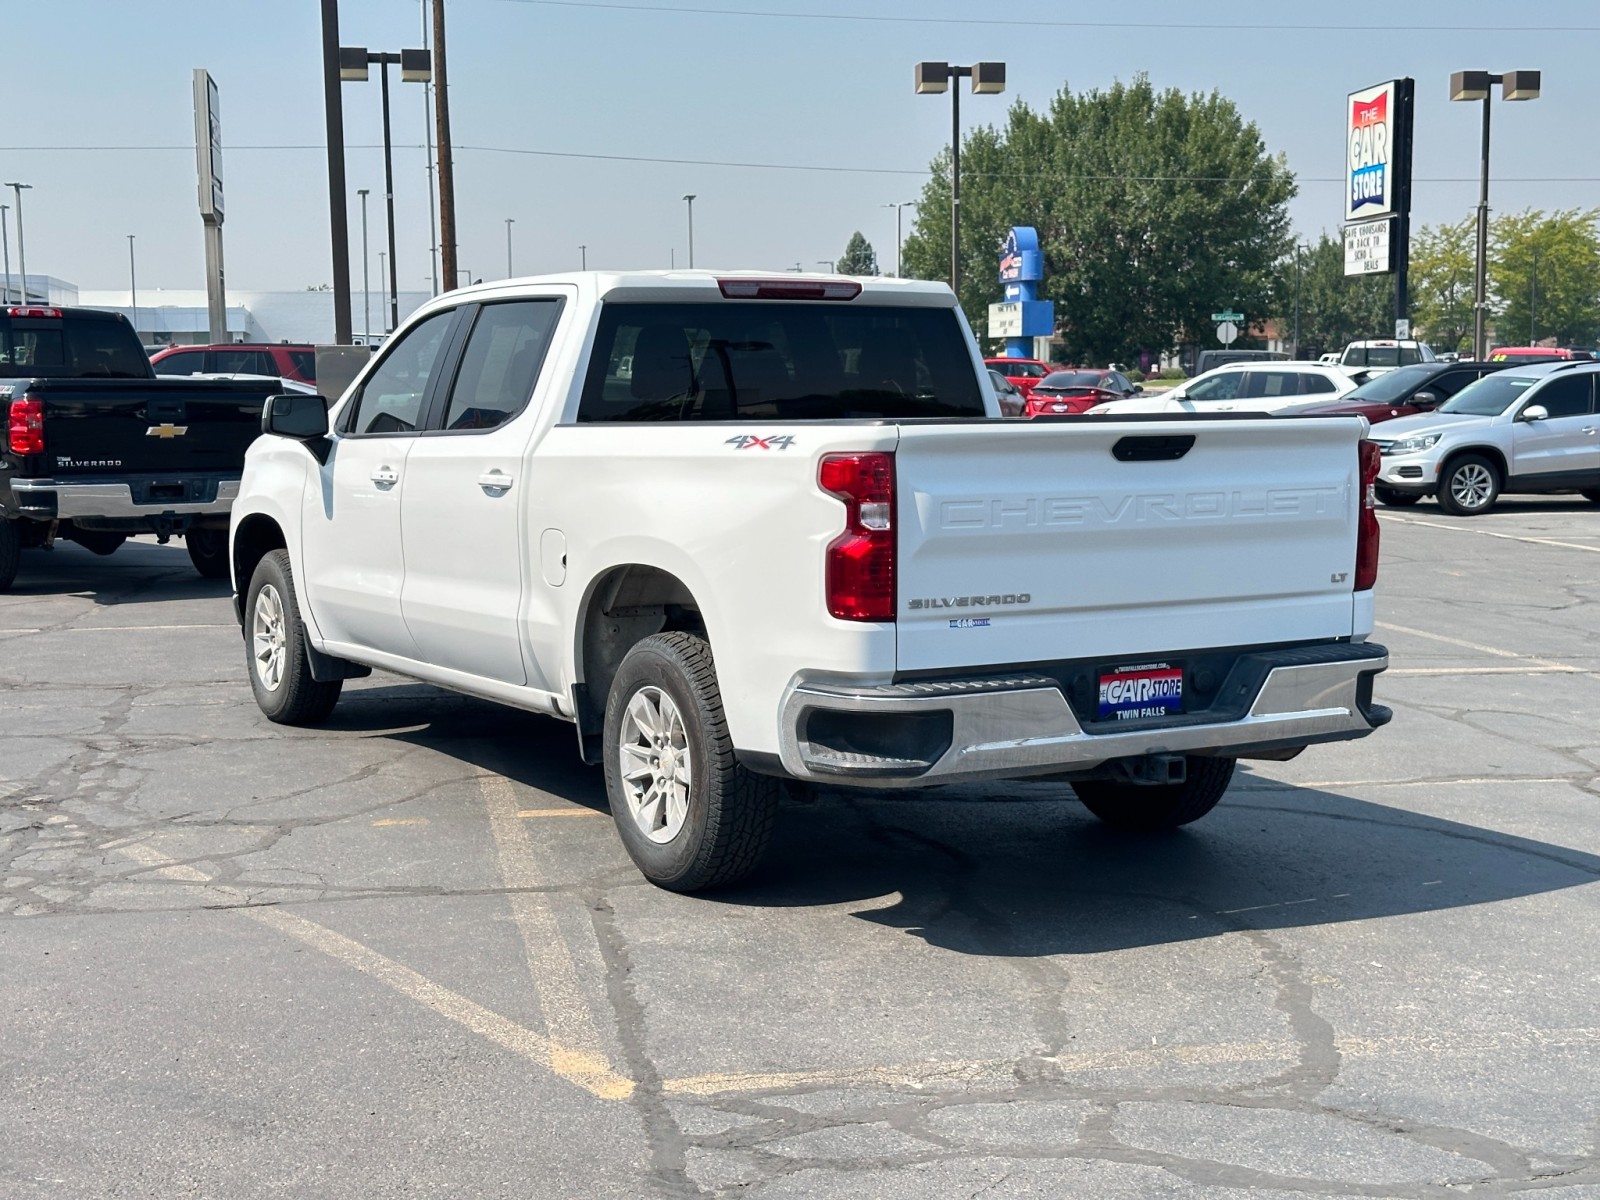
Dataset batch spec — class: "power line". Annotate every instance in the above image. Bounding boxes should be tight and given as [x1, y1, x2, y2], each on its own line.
[484, 0, 1600, 34]
[2, 144, 1598, 185]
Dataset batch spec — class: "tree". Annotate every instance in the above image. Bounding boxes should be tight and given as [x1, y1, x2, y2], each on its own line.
[1491, 208, 1600, 348]
[835, 231, 879, 276]
[899, 74, 1296, 364]
[1273, 234, 1391, 358]
[1409, 215, 1476, 356]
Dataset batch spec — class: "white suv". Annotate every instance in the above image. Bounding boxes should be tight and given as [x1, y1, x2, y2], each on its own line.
[1088, 362, 1358, 414]
[1371, 361, 1600, 515]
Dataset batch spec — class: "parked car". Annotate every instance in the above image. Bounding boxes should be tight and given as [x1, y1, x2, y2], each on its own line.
[1339, 339, 1437, 374]
[1192, 348, 1287, 376]
[0, 305, 288, 587]
[1318, 352, 1342, 366]
[1024, 368, 1141, 416]
[1276, 360, 1532, 425]
[1489, 346, 1596, 363]
[982, 357, 1053, 397]
[1370, 360, 1600, 515]
[231, 271, 1390, 891]
[1087, 362, 1358, 415]
[986, 368, 1025, 417]
[151, 343, 318, 384]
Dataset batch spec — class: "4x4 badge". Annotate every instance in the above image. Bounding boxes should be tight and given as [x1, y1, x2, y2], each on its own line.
[146, 424, 189, 439]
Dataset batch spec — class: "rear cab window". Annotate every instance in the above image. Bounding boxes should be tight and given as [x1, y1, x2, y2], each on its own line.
[0, 314, 148, 378]
[577, 302, 985, 422]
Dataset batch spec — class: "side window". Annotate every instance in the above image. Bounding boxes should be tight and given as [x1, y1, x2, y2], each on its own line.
[154, 350, 204, 376]
[1242, 371, 1297, 398]
[1434, 371, 1475, 398]
[1300, 373, 1337, 394]
[343, 311, 456, 435]
[1526, 375, 1592, 419]
[288, 350, 317, 380]
[1400, 346, 1422, 365]
[1187, 371, 1243, 402]
[438, 300, 562, 432]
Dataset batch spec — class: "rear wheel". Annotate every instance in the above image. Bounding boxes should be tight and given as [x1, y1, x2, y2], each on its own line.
[1436, 454, 1502, 516]
[0, 519, 19, 592]
[1374, 485, 1421, 507]
[186, 527, 230, 579]
[1072, 757, 1236, 831]
[245, 549, 342, 724]
[603, 632, 779, 892]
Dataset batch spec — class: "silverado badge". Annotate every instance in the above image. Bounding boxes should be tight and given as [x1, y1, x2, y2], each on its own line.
[146, 424, 190, 439]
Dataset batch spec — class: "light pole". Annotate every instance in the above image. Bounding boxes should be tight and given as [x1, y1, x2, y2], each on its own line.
[127, 235, 138, 344]
[341, 46, 432, 333]
[914, 62, 1004, 299]
[1, 203, 10, 304]
[357, 188, 371, 343]
[505, 218, 515, 277]
[459, 267, 475, 287]
[378, 250, 387, 323]
[1450, 70, 1541, 361]
[816, 260, 833, 271]
[682, 195, 696, 268]
[579, 244, 587, 270]
[6, 182, 31, 304]
[881, 201, 913, 277]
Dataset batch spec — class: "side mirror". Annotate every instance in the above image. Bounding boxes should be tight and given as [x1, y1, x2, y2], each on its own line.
[263, 392, 330, 439]
[1520, 404, 1549, 422]
[1133, 383, 1145, 393]
[1411, 390, 1440, 409]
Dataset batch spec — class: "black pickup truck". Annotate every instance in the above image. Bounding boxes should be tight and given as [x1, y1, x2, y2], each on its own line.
[0, 305, 284, 590]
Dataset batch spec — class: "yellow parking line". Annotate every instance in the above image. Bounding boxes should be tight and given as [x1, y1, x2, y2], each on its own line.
[115, 837, 634, 1102]
[479, 773, 635, 1099]
[515, 807, 607, 818]
[372, 817, 430, 827]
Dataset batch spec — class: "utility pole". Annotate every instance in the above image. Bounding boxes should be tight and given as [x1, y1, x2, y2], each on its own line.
[128, 235, 138, 342]
[505, 217, 515, 277]
[579, 244, 587, 270]
[358, 188, 371, 343]
[432, 0, 458, 292]
[320, 0, 353, 343]
[6, 182, 30, 304]
[683, 194, 696, 268]
[420, 0, 439, 295]
[1, 204, 10, 304]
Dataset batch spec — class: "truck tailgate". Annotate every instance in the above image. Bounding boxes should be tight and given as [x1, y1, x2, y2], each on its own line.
[894, 417, 1366, 672]
[27, 378, 272, 476]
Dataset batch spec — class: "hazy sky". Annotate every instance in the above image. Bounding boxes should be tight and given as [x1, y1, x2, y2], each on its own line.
[4, 0, 1597, 295]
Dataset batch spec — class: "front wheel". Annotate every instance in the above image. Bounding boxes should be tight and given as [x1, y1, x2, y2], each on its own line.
[1374, 485, 1421, 507]
[245, 549, 342, 725]
[603, 632, 779, 892]
[186, 527, 230, 579]
[1072, 757, 1237, 831]
[1435, 454, 1502, 516]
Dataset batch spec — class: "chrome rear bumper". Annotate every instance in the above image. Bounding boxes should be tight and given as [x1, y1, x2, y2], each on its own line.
[778, 644, 1389, 787]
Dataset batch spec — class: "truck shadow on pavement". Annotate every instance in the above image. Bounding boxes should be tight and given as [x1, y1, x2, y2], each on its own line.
[3, 540, 230, 605]
[334, 681, 1600, 959]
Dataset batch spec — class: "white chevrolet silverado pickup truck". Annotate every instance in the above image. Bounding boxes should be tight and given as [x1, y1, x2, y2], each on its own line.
[230, 272, 1390, 891]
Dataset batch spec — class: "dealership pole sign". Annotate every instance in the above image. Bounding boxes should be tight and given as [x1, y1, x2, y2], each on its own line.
[988, 226, 1054, 356]
[1341, 78, 1414, 323]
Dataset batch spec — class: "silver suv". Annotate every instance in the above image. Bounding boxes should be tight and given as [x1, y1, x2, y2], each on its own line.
[1371, 361, 1600, 515]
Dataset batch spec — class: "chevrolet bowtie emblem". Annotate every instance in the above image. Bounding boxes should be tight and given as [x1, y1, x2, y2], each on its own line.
[146, 423, 189, 439]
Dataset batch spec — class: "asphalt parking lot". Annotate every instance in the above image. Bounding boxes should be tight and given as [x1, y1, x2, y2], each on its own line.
[3, 501, 1599, 1199]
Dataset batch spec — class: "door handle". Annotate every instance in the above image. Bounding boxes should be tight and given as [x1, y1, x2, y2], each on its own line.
[477, 469, 514, 494]
[370, 467, 399, 487]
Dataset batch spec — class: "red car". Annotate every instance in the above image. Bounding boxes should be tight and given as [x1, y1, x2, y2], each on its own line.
[983, 357, 1054, 397]
[1489, 346, 1595, 363]
[150, 343, 318, 383]
[1024, 368, 1141, 416]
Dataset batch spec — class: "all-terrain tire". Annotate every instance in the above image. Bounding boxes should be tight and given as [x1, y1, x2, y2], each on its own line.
[186, 527, 231, 579]
[1072, 756, 1237, 831]
[603, 631, 779, 891]
[245, 549, 342, 725]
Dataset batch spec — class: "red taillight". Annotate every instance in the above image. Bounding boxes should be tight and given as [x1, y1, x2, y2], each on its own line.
[819, 452, 895, 622]
[7, 397, 44, 455]
[1355, 439, 1380, 591]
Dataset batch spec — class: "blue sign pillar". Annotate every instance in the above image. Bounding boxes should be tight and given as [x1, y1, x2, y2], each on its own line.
[995, 226, 1054, 358]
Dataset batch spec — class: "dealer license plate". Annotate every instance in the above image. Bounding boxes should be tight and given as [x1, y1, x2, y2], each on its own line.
[1097, 663, 1184, 722]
